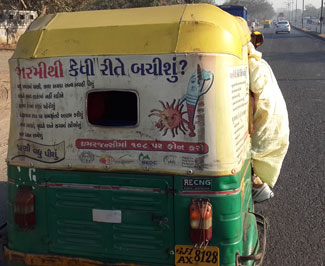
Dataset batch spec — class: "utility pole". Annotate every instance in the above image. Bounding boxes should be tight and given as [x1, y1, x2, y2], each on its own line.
[291, 0, 294, 24]
[321, 0, 324, 34]
[301, 0, 305, 28]
[289, 0, 293, 23]
[295, 0, 298, 25]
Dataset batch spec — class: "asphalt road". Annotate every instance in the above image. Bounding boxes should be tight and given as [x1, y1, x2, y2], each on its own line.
[0, 27, 324, 266]
[255, 26, 325, 266]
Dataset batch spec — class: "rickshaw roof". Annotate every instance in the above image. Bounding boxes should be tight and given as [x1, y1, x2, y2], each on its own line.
[12, 4, 251, 59]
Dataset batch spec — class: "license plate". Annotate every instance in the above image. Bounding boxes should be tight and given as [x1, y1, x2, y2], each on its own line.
[175, 245, 219, 266]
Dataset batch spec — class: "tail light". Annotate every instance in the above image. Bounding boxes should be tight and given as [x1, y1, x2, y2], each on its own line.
[14, 185, 35, 230]
[189, 198, 212, 246]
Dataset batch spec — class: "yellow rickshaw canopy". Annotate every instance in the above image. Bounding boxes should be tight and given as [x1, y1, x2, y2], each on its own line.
[13, 4, 251, 59]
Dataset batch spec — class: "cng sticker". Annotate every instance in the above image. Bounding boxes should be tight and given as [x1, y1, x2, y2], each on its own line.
[183, 178, 212, 191]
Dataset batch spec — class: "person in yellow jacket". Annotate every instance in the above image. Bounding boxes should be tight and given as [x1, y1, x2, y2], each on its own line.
[248, 42, 290, 203]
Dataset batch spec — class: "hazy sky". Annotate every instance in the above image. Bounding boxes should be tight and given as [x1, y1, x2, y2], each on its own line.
[214, 0, 323, 10]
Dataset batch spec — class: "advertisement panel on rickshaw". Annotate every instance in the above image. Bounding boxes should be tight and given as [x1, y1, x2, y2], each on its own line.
[9, 55, 249, 176]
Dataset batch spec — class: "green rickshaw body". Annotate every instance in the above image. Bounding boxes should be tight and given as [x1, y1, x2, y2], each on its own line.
[6, 4, 259, 266]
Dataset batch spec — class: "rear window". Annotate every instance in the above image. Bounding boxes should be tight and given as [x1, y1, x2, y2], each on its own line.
[87, 91, 138, 127]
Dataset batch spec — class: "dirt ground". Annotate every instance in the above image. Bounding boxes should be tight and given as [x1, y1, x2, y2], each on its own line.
[0, 50, 13, 182]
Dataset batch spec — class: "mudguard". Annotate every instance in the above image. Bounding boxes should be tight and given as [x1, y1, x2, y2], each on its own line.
[237, 212, 268, 266]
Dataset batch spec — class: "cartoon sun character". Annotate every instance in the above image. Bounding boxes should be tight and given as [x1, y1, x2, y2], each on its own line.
[149, 99, 189, 137]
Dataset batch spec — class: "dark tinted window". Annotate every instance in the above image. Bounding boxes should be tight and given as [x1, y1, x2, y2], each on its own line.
[87, 91, 138, 126]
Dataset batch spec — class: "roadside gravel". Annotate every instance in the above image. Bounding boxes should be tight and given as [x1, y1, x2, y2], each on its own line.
[0, 50, 13, 182]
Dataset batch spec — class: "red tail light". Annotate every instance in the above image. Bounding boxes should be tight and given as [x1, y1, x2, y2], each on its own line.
[14, 185, 35, 230]
[189, 198, 212, 246]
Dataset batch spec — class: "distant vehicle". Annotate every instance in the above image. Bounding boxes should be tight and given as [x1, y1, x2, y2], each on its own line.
[218, 5, 247, 20]
[276, 20, 291, 34]
[277, 12, 285, 21]
[264, 20, 271, 28]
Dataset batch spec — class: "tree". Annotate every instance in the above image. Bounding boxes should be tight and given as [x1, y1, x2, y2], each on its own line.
[91, 0, 214, 10]
[91, 0, 159, 10]
[223, 0, 275, 22]
[0, 0, 215, 13]
[304, 4, 318, 18]
[0, 0, 95, 13]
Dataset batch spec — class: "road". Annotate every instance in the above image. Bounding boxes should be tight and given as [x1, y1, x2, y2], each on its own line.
[0, 50, 11, 183]
[0, 27, 325, 266]
[0, 49, 11, 266]
[255, 26, 325, 266]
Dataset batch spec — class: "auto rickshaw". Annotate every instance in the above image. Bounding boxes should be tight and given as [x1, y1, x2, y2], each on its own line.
[263, 20, 271, 28]
[4, 4, 266, 266]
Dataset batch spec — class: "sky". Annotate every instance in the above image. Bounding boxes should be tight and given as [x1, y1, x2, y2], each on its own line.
[214, 0, 323, 11]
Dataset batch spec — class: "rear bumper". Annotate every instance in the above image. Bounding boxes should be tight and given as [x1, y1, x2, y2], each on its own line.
[276, 27, 290, 32]
[4, 247, 143, 266]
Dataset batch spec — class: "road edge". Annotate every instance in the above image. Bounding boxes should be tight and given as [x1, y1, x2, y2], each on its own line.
[291, 25, 325, 41]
